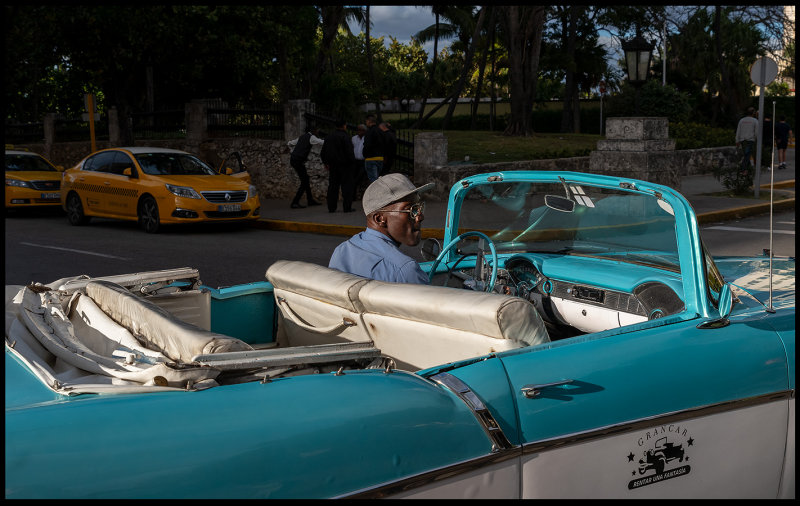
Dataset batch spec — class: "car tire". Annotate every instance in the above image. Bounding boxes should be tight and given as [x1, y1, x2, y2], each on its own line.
[138, 196, 160, 234]
[66, 193, 90, 226]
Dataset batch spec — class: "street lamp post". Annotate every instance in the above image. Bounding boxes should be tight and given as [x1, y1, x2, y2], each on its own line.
[621, 29, 655, 115]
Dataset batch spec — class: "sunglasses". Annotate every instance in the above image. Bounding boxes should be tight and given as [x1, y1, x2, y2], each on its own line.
[381, 201, 425, 220]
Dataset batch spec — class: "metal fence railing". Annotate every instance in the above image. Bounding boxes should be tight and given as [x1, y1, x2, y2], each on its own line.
[5, 122, 45, 144]
[131, 109, 186, 140]
[55, 118, 109, 142]
[207, 102, 284, 140]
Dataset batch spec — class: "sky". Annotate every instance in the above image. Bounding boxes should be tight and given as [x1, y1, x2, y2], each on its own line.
[348, 5, 440, 58]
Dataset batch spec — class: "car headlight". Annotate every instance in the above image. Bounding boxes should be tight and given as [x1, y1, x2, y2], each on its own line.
[165, 184, 201, 199]
[6, 178, 32, 188]
[249, 185, 258, 199]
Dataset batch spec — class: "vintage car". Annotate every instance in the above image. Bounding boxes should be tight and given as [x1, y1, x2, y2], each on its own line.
[60, 147, 259, 233]
[638, 437, 685, 475]
[5, 171, 794, 498]
[5, 147, 63, 208]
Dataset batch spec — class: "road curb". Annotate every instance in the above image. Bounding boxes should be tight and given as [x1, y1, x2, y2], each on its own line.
[255, 194, 795, 236]
[695, 198, 795, 225]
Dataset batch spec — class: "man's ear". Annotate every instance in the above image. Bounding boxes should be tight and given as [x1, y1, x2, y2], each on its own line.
[370, 211, 388, 228]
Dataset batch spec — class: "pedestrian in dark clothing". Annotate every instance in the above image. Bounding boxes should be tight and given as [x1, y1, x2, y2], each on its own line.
[321, 119, 357, 213]
[362, 114, 385, 183]
[775, 116, 793, 170]
[379, 122, 397, 175]
[762, 115, 774, 169]
[287, 128, 323, 208]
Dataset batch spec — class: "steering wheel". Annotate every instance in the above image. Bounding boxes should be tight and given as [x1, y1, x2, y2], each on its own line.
[428, 231, 498, 292]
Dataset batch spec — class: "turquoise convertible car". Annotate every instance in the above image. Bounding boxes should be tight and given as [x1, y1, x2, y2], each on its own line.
[5, 171, 794, 499]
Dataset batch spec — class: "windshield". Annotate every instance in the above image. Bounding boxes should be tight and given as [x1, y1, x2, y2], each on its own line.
[134, 152, 216, 176]
[5, 154, 58, 172]
[457, 181, 680, 271]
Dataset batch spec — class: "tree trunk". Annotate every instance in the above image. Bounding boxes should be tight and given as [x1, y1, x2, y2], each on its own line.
[313, 6, 344, 86]
[365, 6, 381, 121]
[471, 8, 494, 130]
[443, 7, 486, 130]
[501, 6, 546, 136]
[413, 13, 440, 129]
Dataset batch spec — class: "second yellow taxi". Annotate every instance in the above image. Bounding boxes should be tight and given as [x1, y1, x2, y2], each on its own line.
[61, 147, 260, 233]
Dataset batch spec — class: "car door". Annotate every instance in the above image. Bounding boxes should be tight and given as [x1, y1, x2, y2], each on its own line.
[499, 316, 789, 499]
[218, 151, 251, 183]
[75, 150, 117, 215]
[102, 151, 141, 218]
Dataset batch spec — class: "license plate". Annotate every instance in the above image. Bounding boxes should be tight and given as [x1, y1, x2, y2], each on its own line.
[218, 204, 241, 212]
[41, 193, 60, 200]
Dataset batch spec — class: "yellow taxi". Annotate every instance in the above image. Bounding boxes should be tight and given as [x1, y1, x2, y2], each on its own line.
[61, 147, 260, 233]
[5, 147, 64, 208]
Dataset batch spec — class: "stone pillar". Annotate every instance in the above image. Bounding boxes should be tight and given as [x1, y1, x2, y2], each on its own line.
[284, 99, 314, 142]
[43, 113, 56, 160]
[413, 132, 449, 197]
[185, 100, 208, 151]
[107, 107, 121, 146]
[589, 117, 680, 189]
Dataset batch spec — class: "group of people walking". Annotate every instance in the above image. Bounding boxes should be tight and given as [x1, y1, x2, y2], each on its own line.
[735, 106, 793, 172]
[287, 114, 398, 213]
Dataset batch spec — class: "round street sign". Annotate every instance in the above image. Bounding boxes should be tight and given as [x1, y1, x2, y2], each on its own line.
[750, 57, 778, 86]
[599, 80, 606, 94]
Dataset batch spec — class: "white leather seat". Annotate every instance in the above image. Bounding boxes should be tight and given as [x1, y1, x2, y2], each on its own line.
[357, 280, 549, 370]
[265, 260, 372, 347]
[265, 261, 550, 371]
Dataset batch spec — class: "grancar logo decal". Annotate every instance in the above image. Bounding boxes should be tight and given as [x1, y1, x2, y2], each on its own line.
[626, 425, 694, 490]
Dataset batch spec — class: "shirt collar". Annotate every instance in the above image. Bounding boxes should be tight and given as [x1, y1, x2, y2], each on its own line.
[364, 227, 400, 247]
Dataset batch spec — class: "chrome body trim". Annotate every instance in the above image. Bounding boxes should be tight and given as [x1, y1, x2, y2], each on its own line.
[429, 372, 513, 452]
[341, 389, 793, 499]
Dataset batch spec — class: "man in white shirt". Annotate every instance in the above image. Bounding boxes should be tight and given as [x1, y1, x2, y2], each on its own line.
[352, 124, 367, 199]
[735, 107, 758, 172]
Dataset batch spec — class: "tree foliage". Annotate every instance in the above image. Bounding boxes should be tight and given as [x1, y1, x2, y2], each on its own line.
[4, 4, 795, 138]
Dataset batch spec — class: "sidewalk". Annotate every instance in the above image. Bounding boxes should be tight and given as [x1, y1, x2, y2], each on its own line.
[253, 148, 794, 237]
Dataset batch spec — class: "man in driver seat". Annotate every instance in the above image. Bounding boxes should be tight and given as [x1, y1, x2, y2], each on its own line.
[329, 173, 434, 284]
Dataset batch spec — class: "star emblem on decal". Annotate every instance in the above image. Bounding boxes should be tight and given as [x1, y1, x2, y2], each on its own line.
[627, 452, 635, 462]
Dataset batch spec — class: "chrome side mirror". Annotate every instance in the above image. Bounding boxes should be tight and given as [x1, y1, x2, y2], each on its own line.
[420, 237, 442, 262]
[718, 283, 733, 319]
[697, 283, 734, 329]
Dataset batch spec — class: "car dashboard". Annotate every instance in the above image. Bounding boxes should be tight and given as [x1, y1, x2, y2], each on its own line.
[441, 253, 686, 339]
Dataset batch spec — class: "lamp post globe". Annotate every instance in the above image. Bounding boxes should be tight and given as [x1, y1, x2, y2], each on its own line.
[622, 30, 655, 114]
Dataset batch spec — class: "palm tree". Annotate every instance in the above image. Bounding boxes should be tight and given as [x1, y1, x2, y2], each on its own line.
[411, 5, 464, 128]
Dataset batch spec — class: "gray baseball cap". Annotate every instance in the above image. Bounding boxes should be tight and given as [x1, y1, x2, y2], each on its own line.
[362, 173, 434, 215]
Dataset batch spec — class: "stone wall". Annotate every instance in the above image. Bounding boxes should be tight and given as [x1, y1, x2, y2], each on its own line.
[415, 146, 738, 200]
[14, 137, 738, 202]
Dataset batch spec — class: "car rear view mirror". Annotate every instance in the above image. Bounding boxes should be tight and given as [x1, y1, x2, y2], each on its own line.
[122, 167, 132, 176]
[545, 194, 575, 213]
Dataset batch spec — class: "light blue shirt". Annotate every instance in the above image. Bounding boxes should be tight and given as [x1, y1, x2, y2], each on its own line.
[329, 228, 429, 284]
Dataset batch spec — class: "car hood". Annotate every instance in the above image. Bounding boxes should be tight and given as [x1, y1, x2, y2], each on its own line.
[154, 174, 250, 190]
[715, 256, 795, 306]
[6, 171, 61, 181]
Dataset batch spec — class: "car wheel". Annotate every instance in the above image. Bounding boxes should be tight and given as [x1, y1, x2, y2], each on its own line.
[66, 193, 90, 226]
[138, 196, 160, 233]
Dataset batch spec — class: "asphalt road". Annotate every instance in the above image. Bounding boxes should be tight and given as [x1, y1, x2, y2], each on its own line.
[4, 208, 795, 289]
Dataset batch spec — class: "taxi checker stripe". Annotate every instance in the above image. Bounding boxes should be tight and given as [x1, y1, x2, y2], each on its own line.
[72, 182, 138, 198]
